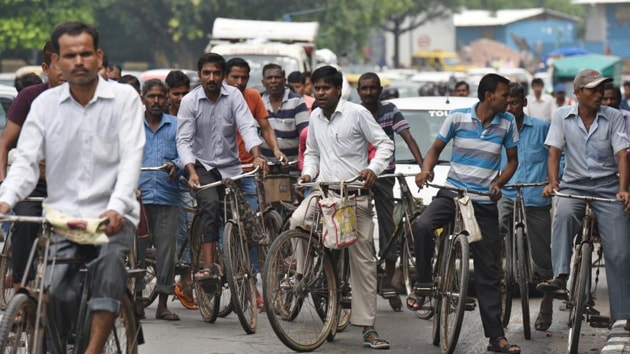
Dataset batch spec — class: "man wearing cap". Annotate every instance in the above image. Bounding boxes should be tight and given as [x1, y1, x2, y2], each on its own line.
[551, 83, 573, 112]
[538, 69, 630, 331]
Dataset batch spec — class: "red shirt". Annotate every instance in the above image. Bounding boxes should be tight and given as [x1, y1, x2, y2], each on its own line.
[237, 88, 268, 165]
[7, 82, 49, 127]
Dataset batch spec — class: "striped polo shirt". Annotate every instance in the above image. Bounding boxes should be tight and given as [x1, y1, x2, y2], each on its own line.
[375, 102, 410, 171]
[261, 89, 309, 159]
[438, 102, 519, 202]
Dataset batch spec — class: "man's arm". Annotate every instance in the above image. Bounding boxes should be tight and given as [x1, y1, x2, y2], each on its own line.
[176, 97, 198, 188]
[543, 146, 562, 197]
[616, 149, 630, 210]
[0, 121, 22, 181]
[259, 118, 287, 162]
[489, 146, 518, 201]
[416, 138, 447, 188]
[399, 128, 424, 166]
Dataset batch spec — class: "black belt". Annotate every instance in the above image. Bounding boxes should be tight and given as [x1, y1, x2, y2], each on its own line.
[330, 188, 370, 197]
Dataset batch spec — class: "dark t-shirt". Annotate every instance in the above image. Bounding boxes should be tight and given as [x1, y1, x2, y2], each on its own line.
[7, 82, 49, 127]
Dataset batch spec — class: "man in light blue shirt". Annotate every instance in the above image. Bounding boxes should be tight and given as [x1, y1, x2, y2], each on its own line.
[498, 83, 553, 331]
[539, 69, 630, 331]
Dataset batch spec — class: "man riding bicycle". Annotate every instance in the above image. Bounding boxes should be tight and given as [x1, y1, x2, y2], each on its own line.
[410, 74, 522, 353]
[0, 21, 145, 354]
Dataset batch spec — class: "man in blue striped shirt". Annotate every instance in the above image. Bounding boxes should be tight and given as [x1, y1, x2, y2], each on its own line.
[261, 64, 309, 161]
[410, 74, 521, 353]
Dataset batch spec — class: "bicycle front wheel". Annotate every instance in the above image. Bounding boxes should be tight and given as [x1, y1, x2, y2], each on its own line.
[258, 210, 283, 273]
[224, 221, 258, 334]
[400, 213, 417, 297]
[0, 232, 14, 308]
[0, 293, 44, 353]
[102, 292, 139, 354]
[568, 242, 591, 354]
[515, 226, 531, 339]
[440, 233, 469, 354]
[263, 229, 337, 352]
[190, 216, 220, 323]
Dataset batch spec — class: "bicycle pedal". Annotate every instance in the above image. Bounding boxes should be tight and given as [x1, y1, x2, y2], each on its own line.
[380, 289, 397, 299]
[341, 296, 352, 309]
[465, 299, 476, 311]
[589, 315, 610, 328]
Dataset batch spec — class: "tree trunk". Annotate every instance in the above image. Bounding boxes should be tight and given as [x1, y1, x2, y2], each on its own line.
[393, 20, 401, 68]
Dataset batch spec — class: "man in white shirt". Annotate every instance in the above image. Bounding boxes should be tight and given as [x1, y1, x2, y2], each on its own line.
[290, 65, 395, 349]
[0, 21, 144, 354]
[524, 78, 554, 122]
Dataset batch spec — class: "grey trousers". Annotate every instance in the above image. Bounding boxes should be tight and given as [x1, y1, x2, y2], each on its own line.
[498, 197, 553, 280]
[290, 191, 377, 326]
[47, 219, 135, 342]
[552, 176, 630, 320]
[373, 177, 397, 262]
[136, 204, 178, 295]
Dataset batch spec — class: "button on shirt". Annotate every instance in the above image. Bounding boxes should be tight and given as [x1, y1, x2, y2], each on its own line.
[545, 105, 629, 182]
[0, 78, 145, 225]
[501, 115, 550, 207]
[140, 113, 180, 206]
[302, 100, 394, 182]
[176, 83, 263, 178]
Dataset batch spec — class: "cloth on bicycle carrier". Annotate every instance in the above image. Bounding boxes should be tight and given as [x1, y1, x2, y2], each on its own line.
[455, 196, 482, 243]
[222, 179, 270, 246]
[44, 205, 110, 245]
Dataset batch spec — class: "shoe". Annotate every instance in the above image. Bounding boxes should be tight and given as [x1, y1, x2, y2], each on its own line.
[134, 301, 146, 320]
[536, 277, 567, 299]
[174, 283, 198, 310]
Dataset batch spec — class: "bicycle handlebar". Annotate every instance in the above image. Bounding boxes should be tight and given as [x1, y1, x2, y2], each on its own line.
[195, 166, 260, 191]
[240, 158, 298, 170]
[503, 181, 547, 188]
[552, 190, 620, 203]
[425, 182, 490, 196]
[296, 175, 363, 189]
[140, 163, 171, 172]
[378, 172, 418, 178]
[0, 214, 46, 224]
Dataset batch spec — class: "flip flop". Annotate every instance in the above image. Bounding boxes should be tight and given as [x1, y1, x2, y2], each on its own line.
[406, 293, 425, 312]
[155, 310, 180, 321]
[534, 311, 552, 331]
[487, 336, 521, 353]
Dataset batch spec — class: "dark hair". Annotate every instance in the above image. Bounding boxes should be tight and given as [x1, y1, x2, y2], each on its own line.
[531, 77, 544, 87]
[101, 54, 109, 68]
[287, 71, 305, 84]
[51, 21, 99, 54]
[165, 70, 190, 89]
[623, 80, 630, 88]
[455, 81, 469, 90]
[226, 57, 251, 74]
[14, 73, 43, 92]
[311, 65, 343, 88]
[118, 74, 140, 93]
[108, 64, 121, 72]
[603, 82, 622, 103]
[358, 72, 381, 88]
[43, 41, 55, 66]
[477, 73, 510, 101]
[142, 78, 168, 97]
[262, 63, 284, 78]
[197, 53, 226, 73]
[508, 82, 525, 99]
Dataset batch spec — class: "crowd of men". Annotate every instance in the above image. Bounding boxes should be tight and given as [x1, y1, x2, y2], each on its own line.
[1, 20, 630, 353]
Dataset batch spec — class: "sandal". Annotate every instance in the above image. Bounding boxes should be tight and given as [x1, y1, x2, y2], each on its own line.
[406, 293, 425, 312]
[362, 328, 390, 350]
[194, 264, 221, 294]
[534, 310, 552, 331]
[487, 337, 521, 353]
[174, 283, 198, 310]
[155, 309, 180, 321]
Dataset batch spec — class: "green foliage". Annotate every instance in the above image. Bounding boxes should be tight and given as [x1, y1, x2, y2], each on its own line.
[463, 0, 583, 17]
[0, 0, 94, 54]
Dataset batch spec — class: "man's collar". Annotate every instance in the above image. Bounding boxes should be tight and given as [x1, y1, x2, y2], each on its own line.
[58, 76, 114, 104]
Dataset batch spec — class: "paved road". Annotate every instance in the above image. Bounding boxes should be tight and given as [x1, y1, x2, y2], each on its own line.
[138, 278, 612, 354]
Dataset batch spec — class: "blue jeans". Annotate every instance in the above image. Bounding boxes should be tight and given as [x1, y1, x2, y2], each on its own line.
[552, 176, 630, 320]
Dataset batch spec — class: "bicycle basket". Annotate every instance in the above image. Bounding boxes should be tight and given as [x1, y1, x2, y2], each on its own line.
[318, 186, 358, 249]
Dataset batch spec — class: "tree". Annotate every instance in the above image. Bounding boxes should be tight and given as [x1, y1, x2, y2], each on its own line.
[379, 0, 460, 68]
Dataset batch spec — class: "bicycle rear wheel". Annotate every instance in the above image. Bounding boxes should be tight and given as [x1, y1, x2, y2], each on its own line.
[440, 234, 469, 354]
[102, 292, 139, 354]
[224, 222, 258, 334]
[515, 226, 531, 339]
[568, 242, 591, 354]
[0, 232, 14, 308]
[0, 293, 44, 352]
[190, 216, 220, 323]
[263, 229, 337, 352]
[500, 230, 514, 328]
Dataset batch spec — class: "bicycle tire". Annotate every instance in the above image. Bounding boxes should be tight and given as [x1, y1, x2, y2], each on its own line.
[568, 242, 591, 354]
[500, 230, 514, 328]
[102, 292, 139, 354]
[0, 293, 44, 352]
[141, 259, 158, 308]
[515, 226, 531, 339]
[400, 213, 417, 297]
[0, 231, 14, 308]
[440, 234, 469, 354]
[335, 249, 351, 333]
[432, 297, 441, 346]
[190, 216, 220, 323]
[263, 229, 337, 352]
[224, 221, 258, 334]
[326, 248, 349, 341]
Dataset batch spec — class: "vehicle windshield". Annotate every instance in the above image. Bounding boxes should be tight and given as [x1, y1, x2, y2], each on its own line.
[223, 54, 301, 92]
[396, 108, 453, 163]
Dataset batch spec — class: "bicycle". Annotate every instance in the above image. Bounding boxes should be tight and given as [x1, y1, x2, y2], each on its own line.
[0, 197, 45, 308]
[500, 181, 547, 340]
[552, 190, 618, 354]
[375, 173, 423, 312]
[0, 213, 139, 353]
[262, 176, 363, 352]
[422, 182, 489, 354]
[195, 165, 282, 334]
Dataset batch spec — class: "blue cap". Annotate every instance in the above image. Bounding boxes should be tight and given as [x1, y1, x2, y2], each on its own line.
[554, 83, 566, 93]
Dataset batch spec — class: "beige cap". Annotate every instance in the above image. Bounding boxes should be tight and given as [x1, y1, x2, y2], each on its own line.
[573, 69, 613, 89]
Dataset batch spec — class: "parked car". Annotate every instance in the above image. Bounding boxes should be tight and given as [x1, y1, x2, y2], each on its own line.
[0, 84, 18, 133]
[388, 96, 479, 204]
